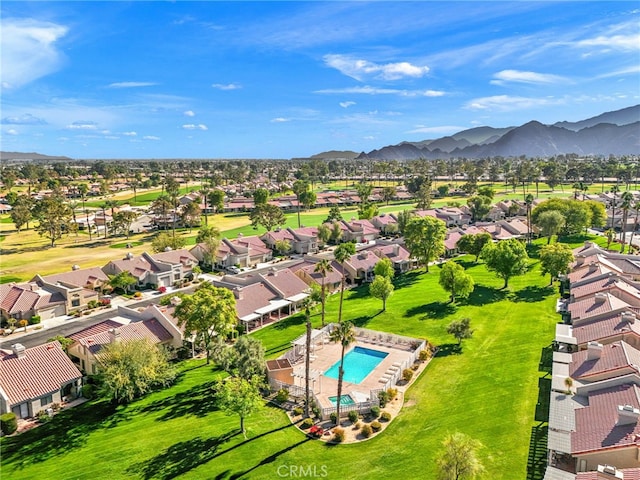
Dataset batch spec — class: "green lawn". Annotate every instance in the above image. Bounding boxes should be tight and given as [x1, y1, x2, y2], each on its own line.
[1, 237, 577, 479]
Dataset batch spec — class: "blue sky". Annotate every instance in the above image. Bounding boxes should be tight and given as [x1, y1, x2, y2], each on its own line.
[1, 2, 638, 159]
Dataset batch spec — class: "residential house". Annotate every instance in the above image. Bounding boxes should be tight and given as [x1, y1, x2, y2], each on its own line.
[66, 306, 177, 374]
[370, 214, 399, 235]
[191, 235, 272, 270]
[340, 250, 382, 284]
[102, 250, 197, 289]
[289, 258, 344, 292]
[361, 242, 414, 273]
[0, 282, 67, 321]
[261, 227, 319, 254]
[0, 342, 82, 419]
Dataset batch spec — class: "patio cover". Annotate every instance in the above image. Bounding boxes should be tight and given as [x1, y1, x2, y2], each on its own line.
[543, 466, 576, 480]
[287, 293, 309, 302]
[555, 324, 577, 345]
[292, 329, 325, 346]
[240, 313, 261, 322]
[255, 299, 291, 315]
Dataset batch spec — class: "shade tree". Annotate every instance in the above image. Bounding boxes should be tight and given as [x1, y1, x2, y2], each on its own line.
[481, 238, 529, 289]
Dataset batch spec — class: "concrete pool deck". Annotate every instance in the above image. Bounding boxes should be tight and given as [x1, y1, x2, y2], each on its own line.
[301, 340, 416, 410]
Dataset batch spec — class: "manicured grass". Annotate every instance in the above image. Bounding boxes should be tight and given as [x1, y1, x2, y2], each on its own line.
[2, 240, 575, 479]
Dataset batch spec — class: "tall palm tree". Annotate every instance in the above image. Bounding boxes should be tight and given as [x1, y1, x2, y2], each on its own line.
[610, 185, 620, 240]
[314, 259, 332, 327]
[525, 193, 534, 245]
[334, 242, 356, 324]
[619, 191, 633, 250]
[301, 296, 316, 418]
[329, 321, 355, 424]
[627, 201, 640, 254]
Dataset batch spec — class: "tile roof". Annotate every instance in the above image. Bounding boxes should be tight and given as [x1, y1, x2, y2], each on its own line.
[75, 319, 173, 355]
[568, 292, 632, 323]
[346, 250, 381, 271]
[576, 468, 640, 480]
[39, 267, 109, 288]
[570, 341, 640, 380]
[260, 268, 309, 298]
[0, 341, 82, 406]
[571, 311, 640, 346]
[571, 383, 640, 454]
[234, 282, 278, 318]
[68, 319, 125, 342]
[151, 249, 198, 266]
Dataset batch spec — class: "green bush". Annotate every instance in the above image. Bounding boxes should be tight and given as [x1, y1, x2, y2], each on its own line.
[370, 406, 380, 418]
[380, 411, 392, 422]
[348, 410, 359, 423]
[301, 417, 314, 429]
[360, 424, 372, 438]
[419, 349, 430, 361]
[37, 410, 51, 423]
[293, 407, 303, 416]
[0, 412, 17, 435]
[371, 420, 382, 432]
[387, 388, 398, 400]
[402, 368, 414, 382]
[332, 427, 345, 442]
[378, 390, 389, 407]
[30, 315, 41, 325]
[312, 406, 321, 418]
[276, 389, 289, 403]
[354, 421, 362, 430]
[82, 384, 95, 400]
[330, 412, 338, 424]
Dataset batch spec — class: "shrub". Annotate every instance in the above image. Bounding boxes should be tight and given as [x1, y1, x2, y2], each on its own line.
[301, 417, 314, 429]
[378, 390, 389, 408]
[51, 402, 61, 412]
[100, 298, 111, 306]
[133, 291, 142, 298]
[312, 406, 321, 418]
[332, 427, 345, 443]
[402, 368, 414, 382]
[17, 319, 28, 330]
[348, 410, 359, 423]
[330, 412, 338, 424]
[0, 413, 17, 435]
[82, 384, 95, 400]
[157, 286, 167, 294]
[419, 349, 430, 361]
[354, 421, 362, 430]
[30, 315, 41, 325]
[380, 411, 392, 422]
[293, 407, 303, 416]
[387, 388, 398, 400]
[275, 389, 289, 403]
[412, 363, 420, 371]
[371, 420, 382, 432]
[87, 300, 100, 309]
[360, 424, 372, 438]
[37, 410, 51, 423]
[370, 406, 380, 418]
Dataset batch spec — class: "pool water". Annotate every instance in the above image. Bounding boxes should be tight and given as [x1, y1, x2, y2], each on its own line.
[328, 394, 355, 406]
[324, 346, 388, 384]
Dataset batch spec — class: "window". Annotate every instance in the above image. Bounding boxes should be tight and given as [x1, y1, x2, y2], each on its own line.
[174, 274, 180, 280]
[71, 299, 80, 307]
[40, 394, 53, 407]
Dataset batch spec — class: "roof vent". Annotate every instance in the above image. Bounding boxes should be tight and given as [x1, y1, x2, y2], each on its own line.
[594, 292, 607, 303]
[621, 311, 636, 324]
[126, 252, 134, 260]
[616, 404, 640, 425]
[597, 464, 624, 478]
[72, 264, 80, 271]
[11, 343, 26, 359]
[164, 246, 173, 252]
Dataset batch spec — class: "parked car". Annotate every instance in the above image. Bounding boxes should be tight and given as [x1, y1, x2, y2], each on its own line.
[226, 266, 241, 274]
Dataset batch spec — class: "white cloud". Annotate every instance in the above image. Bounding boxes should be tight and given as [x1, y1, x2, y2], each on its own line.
[324, 54, 430, 81]
[212, 83, 241, 90]
[184, 110, 195, 117]
[575, 33, 640, 51]
[406, 125, 467, 135]
[1, 18, 68, 89]
[6, 129, 18, 135]
[1, 113, 47, 125]
[182, 124, 208, 130]
[465, 95, 562, 111]
[339, 101, 356, 108]
[490, 69, 569, 85]
[316, 85, 444, 97]
[596, 65, 640, 79]
[107, 82, 157, 88]
[143, 135, 160, 140]
[271, 117, 291, 123]
[122, 131, 137, 136]
[65, 121, 99, 130]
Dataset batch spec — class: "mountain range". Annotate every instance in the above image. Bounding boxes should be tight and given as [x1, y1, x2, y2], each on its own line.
[353, 105, 640, 161]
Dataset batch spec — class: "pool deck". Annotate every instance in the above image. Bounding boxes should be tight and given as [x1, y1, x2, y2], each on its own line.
[304, 340, 415, 410]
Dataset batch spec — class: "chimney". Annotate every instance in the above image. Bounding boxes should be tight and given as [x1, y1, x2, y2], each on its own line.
[594, 292, 607, 303]
[72, 264, 80, 271]
[616, 404, 640, 425]
[495, 224, 501, 234]
[597, 465, 624, 479]
[587, 341, 603, 360]
[108, 328, 121, 343]
[588, 262, 598, 272]
[11, 343, 26, 359]
[126, 252, 134, 260]
[621, 311, 636, 324]
[393, 244, 399, 256]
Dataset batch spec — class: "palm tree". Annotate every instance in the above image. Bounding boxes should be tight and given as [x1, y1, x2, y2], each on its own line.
[329, 321, 355, 424]
[610, 185, 620, 240]
[78, 183, 92, 240]
[605, 228, 616, 250]
[334, 242, 356, 324]
[314, 259, 332, 327]
[525, 193, 534, 244]
[619, 191, 633, 251]
[301, 296, 316, 418]
[627, 200, 640, 254]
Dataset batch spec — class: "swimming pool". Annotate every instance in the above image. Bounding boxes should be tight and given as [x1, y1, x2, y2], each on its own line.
[324, 346, 388, 384]
[328, 394, 355, 406]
